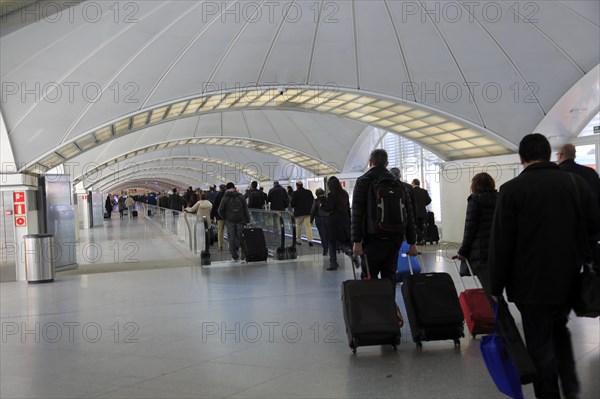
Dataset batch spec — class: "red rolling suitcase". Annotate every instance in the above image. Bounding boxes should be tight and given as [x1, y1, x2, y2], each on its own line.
[451, 257, 495, 338]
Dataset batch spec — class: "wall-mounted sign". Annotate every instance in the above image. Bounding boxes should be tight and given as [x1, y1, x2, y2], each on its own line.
[14, 204, 26, 215]
[15, 216, 26, 227]
[13, 191, 25, 203]
[5, 210, 12, 216]
[594, 126, 599, 134]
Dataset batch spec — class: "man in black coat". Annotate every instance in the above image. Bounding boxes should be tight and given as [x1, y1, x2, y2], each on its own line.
[169, 188, 183, 212]
[557, 143, 600, 268]
[290, 181, 314, 245]
[489, 134, 600, 399]
[411, 179, 432, 244]
[352, 149, 418, 281]
[210, 184, 227, 250]
[267, 181, 289, 211]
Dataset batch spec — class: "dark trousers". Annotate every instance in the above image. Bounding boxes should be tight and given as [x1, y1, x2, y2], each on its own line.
[315, 216, 329, 254]
[329, 239, 351, 265]
[362, 239, 401, 282]
[226, 222, 244, 260]
[415, 216, 425, 243]
[516, 304, 579, 399]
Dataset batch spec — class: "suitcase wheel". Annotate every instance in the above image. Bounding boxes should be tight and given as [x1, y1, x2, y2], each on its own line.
[392, 344, 398, 351]
[416, 341, 422, 349]
[453, 339, 461, 347]
[350, 337, 359, 354]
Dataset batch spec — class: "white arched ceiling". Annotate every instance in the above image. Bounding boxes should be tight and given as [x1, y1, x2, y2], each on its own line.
[98, 170, 209, 192]
[106, 178, 187, 194]
[45, 110, 364, 178]
[90, 165, 224, 191]
[76, 156, 273, 187]
[1, 0, 598, 175]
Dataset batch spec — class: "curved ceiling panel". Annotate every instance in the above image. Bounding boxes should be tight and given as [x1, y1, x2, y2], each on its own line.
[24, 88, 515, 174]
[98, 170, 208, 192]
[2, 0, 598, 171]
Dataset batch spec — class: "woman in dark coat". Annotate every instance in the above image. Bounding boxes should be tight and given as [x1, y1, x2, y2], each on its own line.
[325, 177, 358, 270]
[104, 195, 113, 218]
[310, 188, 330, 256]
[456, 172, 498, 291]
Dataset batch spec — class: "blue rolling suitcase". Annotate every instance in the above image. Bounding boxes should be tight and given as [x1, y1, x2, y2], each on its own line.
[395, 241, 422, 283]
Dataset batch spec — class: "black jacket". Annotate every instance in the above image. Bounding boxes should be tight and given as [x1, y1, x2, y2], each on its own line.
[559, 159, 600, 211]
[169, 194, 183, 211]
[458, 191, 498, 268]
[326, 190, 351, 242]
[310, 195, 330, 223]
[267, 185, 289, 211]
[211, 190, 226, 220]
[489, 162, 600, 305]
[218, 190, 250, 224]
[245, 188, 265, 209]
[351, 166, 417, 245]
[412, 186, 431, 219]
[290, 187, 314, 217]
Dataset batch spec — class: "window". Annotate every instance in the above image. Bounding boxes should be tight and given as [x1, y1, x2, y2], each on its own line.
[379, 133, 442, 222]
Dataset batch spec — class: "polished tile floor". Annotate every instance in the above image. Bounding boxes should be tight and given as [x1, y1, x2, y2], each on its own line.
[1, 217, 598, 398]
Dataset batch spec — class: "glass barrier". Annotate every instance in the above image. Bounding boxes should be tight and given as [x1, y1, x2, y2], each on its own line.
[139, 203, 298, 263]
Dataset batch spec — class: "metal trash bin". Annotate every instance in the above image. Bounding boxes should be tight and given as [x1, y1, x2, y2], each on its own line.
[24, 234, 56, 283]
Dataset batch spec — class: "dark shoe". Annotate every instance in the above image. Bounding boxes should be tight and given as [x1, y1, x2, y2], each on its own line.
[323, 250, 328, 256]
[308, 241, 313, 247]
[326, 264, 339, 271]
[296, 242, 302, 246]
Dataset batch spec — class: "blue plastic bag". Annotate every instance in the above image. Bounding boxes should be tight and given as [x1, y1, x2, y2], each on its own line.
[480, 304, 524, 399]
[395, 241, 421, 283]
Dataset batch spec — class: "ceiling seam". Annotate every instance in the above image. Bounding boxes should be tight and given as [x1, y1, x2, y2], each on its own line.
[62, 0, 205, 142]
[257, 0, 297, 83]
[9, 1, 170, 136]
[204, 0, 269, 89]
[555, 0, 600, 29]
[498, 0, 585, 75]
[141, 1, 236, 107]
[459, 0, 547, 115]
[306, 0, 324, 84]
[3, 2, 117, 80]
[352, 0, 360, 90]
[239, 111, 251, 138]
[280, 112, 325, 162]
[383, 0, 417, 103]
[416, 0, 486, 128]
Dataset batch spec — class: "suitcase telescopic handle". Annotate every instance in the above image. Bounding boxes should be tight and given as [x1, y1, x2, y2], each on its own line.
[362, 255, 371, 280]
[451, 256, 480, 290]
[405, 251, 422, 275]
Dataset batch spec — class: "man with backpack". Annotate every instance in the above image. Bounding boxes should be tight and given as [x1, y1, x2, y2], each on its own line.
[411, 179, 432, 245]
[218, 182, 250, 262]
[352, 149, 418, 281]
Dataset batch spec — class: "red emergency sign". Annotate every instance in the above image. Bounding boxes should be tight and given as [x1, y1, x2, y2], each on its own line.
[13, 192, 25, 203]
[14, 204, 26, 215]
[15, 216, 26, 227]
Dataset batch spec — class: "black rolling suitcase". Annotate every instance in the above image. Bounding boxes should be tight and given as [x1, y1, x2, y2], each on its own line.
[342, 258, 401, 354]
[241, 227, 268, 262]
[423, 212, 439, 244]
[401, 255, 464, 348]
[132, 210, 138, 218]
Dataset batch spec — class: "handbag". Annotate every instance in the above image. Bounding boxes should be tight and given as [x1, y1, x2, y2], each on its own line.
[573, 263, 600, 318]
[480, 303, 525, 399]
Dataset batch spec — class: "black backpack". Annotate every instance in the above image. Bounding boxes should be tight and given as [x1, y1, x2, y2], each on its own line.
[248, 189, 265, 209]
[366, 176, 407, 239]
[226, 194, 245, 223]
